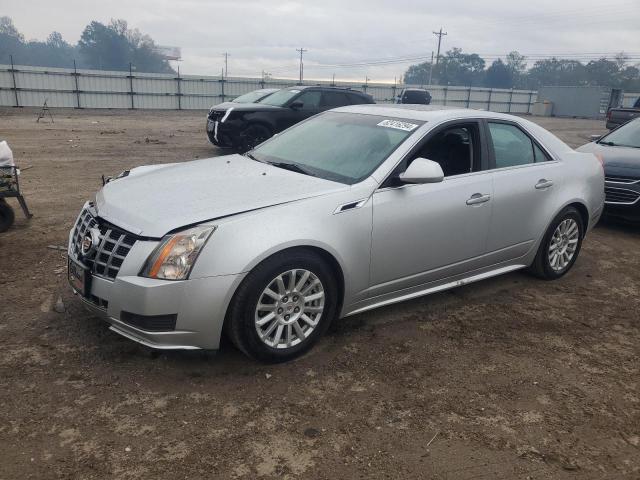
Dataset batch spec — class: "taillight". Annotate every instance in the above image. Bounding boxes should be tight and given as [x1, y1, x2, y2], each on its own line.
[607, 110, 612, 120]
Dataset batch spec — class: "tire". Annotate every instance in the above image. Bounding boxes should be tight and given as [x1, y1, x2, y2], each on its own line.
[0, 200, 15, 233]
[528, 206, 584, 280]
[236, 123, 272, 153]
[226, 249, 338, 363]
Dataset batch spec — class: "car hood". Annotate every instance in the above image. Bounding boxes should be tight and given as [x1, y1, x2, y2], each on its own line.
[210, 102, 285, 114]
[577, 142, 640, 174]
[95, 154, 346, 237]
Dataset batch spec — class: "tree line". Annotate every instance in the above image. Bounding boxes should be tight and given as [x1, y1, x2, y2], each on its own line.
[0, 16, 174, 73]
[404, 48, 640, 91]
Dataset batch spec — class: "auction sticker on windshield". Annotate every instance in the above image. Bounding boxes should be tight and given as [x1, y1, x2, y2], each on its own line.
[377, 119, 419, 131]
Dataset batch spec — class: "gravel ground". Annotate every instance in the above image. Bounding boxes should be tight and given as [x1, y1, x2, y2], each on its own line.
[0, 108, 638, 480]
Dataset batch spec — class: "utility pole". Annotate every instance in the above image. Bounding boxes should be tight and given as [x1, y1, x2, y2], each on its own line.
[296, 47, 307, 85]
[428, 51, 434, 85]
[433, 28, 447, 65]
[222, 52, 230, 78]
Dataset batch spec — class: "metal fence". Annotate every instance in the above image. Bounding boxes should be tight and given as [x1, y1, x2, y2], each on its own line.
[0, 62, 543, 113]
[623, 92, 640, 107]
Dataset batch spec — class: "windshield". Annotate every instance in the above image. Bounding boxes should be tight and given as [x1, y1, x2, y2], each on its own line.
[233, 90, 275, 103]
[258, 89, 301, 106]
[251, 112, 423, 184]
[600, 119, 640, 148]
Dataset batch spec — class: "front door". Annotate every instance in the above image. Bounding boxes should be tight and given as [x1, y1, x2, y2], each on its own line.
[368, 120, 493, 298]
[284, 90, 322, 129]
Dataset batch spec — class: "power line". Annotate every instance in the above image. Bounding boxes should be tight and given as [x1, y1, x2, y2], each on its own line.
[274, 51, 640, 71]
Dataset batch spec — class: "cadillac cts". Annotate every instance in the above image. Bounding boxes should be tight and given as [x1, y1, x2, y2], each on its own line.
[68, 105, 604, 362]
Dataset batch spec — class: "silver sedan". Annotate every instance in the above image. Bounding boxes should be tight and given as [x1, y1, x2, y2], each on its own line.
[68, 105, 605, 362]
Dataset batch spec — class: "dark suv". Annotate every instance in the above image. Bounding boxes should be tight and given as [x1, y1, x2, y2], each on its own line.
[207, 86, 374, 151]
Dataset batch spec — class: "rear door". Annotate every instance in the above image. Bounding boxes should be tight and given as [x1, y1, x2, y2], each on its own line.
[320, 91, 350, 112]
[483, 120, 563, 263]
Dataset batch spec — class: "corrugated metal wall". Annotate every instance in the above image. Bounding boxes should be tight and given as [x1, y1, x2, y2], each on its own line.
[622, 92, 639, 107]
[15, 62, 637, 114]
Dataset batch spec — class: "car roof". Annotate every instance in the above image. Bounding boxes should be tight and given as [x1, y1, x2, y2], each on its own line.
[333, 104, 574, 155]
[335, 104, 524, 122]
[283, 85, 368, 95]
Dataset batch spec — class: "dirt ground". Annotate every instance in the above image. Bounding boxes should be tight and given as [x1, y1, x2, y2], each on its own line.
[0, 108, 638, 480]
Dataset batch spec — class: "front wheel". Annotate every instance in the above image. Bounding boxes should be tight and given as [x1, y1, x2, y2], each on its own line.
[528, 206, 584, 279]
[0, 200, 15, 233]
[226, 250, 338, 363]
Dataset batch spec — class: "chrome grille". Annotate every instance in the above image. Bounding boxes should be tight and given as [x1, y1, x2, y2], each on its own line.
[605, 176, 640, 185]
[604, 187, 640, 205]
[71, 206, 137, 281]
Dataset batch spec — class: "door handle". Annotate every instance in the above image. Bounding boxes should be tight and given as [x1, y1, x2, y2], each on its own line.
[466, 193, 491, 205]
[535, 179, 554, 190]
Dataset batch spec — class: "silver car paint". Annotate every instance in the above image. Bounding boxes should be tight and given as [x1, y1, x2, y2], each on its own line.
[70, 106, 604, 350]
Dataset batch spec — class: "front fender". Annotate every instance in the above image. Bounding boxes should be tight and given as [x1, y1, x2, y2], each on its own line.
[189, 183, 376, 307]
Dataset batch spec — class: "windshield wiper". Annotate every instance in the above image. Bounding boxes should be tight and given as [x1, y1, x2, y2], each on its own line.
[266, 161, 315, 177]
[598, 141, 617, 146]
[244, 152, 262, 162]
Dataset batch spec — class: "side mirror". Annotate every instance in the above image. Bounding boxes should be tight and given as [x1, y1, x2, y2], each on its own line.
[590, 134, 602, 142]
[290, 101, 303, 110]
[399, 158, 444, 184]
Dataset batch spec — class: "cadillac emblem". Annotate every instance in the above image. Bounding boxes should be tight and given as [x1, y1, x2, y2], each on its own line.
[80, 227, 101, 257]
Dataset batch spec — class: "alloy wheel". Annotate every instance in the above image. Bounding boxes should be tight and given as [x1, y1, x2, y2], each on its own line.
[254, 269, 325, 349]
[548, 218, 579, 272]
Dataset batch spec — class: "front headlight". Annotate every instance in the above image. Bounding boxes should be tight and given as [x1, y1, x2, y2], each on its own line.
[140, 225, 216, 280]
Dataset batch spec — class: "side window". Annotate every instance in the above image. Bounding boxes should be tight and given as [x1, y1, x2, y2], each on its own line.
[408, 123, 479, 177]
[347, 93, 367, 104]
[296, 91, 322, 111]
[321, 91, 349, 108]
[533, 142, 550, 162]
[488, 122, 535, 168]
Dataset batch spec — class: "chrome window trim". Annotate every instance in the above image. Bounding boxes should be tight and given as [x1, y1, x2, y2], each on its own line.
[374, 115, 560, 191]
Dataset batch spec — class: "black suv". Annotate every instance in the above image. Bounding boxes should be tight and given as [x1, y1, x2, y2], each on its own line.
[396, 88, 431, 105]
[207, 86, 374, 151]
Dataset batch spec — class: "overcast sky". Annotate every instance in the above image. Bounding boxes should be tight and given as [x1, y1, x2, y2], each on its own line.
[3, 0, 640, 82]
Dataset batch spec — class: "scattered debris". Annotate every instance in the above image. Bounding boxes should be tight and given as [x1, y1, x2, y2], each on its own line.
[426, 431, 439, 447]
[124, 446, 131, 453]
[303, 428, 320, 438]
[265, 373, 272, 379]
[134, 137, 166, 145]
[54, 296, 65, 313]
[47, 245, 66, 251]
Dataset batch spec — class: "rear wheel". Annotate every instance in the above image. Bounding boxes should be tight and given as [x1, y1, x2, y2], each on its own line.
[0, 200, 15, 233]
[226, 250, 338, 363]
[237, 124, 272, 153]
[529, 206, 584, 279]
